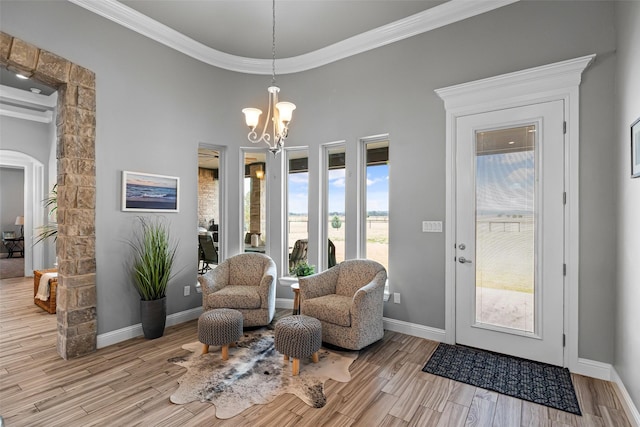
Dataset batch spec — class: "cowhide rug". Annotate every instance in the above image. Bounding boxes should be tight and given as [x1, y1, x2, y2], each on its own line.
[168, 328, 358, 419]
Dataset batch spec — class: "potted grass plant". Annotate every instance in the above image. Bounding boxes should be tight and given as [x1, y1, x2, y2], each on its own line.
[128, 217, 178, 339]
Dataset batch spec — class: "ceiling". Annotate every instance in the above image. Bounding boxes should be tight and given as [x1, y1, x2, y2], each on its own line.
[69, 0, 518, 74]
[119, 0, 447, 59]
[1, 0, 518, 124]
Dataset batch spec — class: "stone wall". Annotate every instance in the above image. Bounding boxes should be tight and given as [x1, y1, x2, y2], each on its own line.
[0, 32, 97, 359]
[197, 167, 218, 229]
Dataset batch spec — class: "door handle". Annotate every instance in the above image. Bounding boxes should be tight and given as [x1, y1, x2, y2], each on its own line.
[458, 257, 472, 264]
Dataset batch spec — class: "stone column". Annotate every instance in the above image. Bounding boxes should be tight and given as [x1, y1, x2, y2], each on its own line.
[1, 32, 97, 359]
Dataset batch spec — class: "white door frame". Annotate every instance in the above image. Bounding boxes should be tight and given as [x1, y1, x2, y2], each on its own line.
[436, 54, 594, 371]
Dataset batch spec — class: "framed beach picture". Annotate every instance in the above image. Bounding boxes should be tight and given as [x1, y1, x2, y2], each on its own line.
[122, 171, 180, 212]
[632, 117, 640, 178]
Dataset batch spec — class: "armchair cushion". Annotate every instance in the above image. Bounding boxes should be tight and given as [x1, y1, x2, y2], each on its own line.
[206, 285, 261, 309]
[302, 294, 352, 327]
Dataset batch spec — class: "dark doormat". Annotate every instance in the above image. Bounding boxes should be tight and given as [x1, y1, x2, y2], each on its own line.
[422, 343, 581, 415]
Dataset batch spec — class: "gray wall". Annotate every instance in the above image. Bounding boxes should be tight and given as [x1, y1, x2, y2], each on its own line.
[0, 167, 24, 250]
[0, 0, 619, 367]
[614, 1, 640, 408]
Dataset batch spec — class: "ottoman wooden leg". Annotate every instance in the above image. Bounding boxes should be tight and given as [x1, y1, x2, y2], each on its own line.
[202, 344, 209, 354]
[283, 354, 289, 362]
[292, 358, 300, 376]
[312, 352, 319, 363]
[221, 344, 229, 361]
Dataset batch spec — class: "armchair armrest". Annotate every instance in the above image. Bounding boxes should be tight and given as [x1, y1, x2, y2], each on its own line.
[198, 261, 229, 301]
[351, 270, 387, 327]
[256, 259, 277, 309]
[299, 267, 340, 300]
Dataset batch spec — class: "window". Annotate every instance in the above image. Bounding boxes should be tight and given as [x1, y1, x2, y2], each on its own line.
[242, 149, 267, 252]
[323, 143, 346, 269]
[197, 145, 223, 268]
[361, 138, 389, 271]
[285, 148, 309, 274]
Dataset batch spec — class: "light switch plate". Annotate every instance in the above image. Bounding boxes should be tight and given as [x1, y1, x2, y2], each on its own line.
[422, 221, 443, 232]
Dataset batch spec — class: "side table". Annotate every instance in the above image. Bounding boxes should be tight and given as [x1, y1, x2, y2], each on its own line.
[2, 237, 24, 258]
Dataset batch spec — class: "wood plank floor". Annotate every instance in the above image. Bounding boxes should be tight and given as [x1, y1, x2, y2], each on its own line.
[0, 277, 633, 426]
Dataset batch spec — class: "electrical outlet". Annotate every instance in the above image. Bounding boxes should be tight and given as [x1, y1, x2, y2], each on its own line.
[183, 285, 190, 297]
[393, 292, 401, 304]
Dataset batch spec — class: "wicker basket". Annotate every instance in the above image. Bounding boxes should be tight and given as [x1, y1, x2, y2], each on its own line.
[34, 268, 58, 314]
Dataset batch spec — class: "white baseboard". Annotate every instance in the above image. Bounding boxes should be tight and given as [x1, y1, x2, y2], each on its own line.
[96, 307, 203, 349]
[382, 317, 446, 342]
[574, 357, 612, 381]
[611, 367, 640, 427]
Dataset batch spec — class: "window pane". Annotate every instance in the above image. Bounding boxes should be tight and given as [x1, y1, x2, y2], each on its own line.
[243, 151, 266, 252]
[364, 141, 389, 270]
[197, 146, 221, 273]
[326, 145, 345, 268]
[475, 125, 536, 332]
[287, 149, 309, 274]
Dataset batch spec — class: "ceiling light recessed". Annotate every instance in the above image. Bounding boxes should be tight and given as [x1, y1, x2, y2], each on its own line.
[16, 73, 29, 80]
[30, 88, 42, 94]
[508, 141, 515, 145]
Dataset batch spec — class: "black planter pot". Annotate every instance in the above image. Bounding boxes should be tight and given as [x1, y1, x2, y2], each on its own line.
[140, 297, 167, 339]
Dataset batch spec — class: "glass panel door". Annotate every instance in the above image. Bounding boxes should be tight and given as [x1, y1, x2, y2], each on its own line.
[475, 125, 536, 332]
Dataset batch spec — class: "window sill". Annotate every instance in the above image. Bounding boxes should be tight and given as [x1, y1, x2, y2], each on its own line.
[278, 276, 299, 287]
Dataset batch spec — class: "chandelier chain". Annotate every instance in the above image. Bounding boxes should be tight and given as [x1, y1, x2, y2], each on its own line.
[271, 0, 276, 86]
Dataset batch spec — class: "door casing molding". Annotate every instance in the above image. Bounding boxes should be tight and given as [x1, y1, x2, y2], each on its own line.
[435, 54, 595, 370]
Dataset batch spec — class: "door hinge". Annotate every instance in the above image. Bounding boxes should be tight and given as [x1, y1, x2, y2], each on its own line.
[563, 264, 567, 276]
[563, 121, 567, 134]
[563, 192, 567, 205]
[563, 334, 566, 347]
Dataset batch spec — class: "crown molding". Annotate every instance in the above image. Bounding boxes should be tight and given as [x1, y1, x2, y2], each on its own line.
[67, 0, 518, 75]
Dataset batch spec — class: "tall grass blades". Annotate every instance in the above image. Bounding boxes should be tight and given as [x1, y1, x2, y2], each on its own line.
[129, 217, 178, 301]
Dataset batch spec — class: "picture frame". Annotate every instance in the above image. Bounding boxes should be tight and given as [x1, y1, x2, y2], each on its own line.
[632, 117, 640, 178]
[122, 171, 180, 212]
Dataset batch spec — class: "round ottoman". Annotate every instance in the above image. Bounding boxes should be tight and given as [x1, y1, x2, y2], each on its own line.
[275, 315, 322, 376]
[198, 308, 243, 360]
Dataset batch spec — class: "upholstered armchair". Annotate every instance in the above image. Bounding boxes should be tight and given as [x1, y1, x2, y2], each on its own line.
[198, 253, 277, 327]
[299, 259, 387, 350]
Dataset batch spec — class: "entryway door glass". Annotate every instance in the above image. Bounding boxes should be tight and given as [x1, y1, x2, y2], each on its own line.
[455, 100, 565, 366]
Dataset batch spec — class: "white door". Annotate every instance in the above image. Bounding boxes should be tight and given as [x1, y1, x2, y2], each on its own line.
[455, 101, 565, 366]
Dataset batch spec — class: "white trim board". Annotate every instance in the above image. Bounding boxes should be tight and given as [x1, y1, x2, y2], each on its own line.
[611, 368, 640, 427]
[435, 54, 595, 372]
[67, 0, 518, 75]
[96, 306, 202, 349]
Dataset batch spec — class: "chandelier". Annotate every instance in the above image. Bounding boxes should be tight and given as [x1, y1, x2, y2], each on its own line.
[242, 0, 296, 156]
